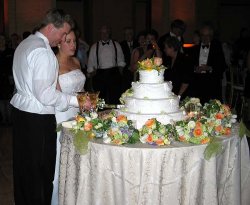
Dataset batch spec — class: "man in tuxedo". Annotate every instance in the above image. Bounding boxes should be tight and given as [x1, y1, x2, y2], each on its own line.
[158, 19, 186, 66]
[87, 25, 125, 104]
[120, 27, 137, 92]
[189, 23, 226, 104]
[10, 9, 77, 205]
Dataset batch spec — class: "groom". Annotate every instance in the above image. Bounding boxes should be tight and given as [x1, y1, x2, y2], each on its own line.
[10, 9, 78, 205]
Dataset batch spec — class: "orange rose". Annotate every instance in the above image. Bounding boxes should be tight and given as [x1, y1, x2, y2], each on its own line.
[156, 138, 164, 145]
[179, 135, 186, 142]
[113, 139, 122, 145]
[116, 115, 127, 123]
[201, 137, 210, 144]
[215, 113, 224, 119]
[145, 119, 155, 128]
[144, 59, 153, 70]
[146, 134, 153, 143]
[84, 122, 93, 131]
[193, 127, 203, 137]
[215, 125, 222, 132]
[224, 127, 231, 135]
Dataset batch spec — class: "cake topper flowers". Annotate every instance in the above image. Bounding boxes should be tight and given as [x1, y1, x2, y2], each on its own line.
[137, 57, 167, 71]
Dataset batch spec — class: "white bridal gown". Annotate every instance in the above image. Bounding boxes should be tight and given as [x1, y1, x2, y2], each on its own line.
[51, 69, 86, 205]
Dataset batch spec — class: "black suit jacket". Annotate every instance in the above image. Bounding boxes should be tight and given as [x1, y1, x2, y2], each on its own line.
[164, 52, 193, 97]
[120, 40, 138, 69]
[189, 39, 226, 103]
[191, 39, 226, 80]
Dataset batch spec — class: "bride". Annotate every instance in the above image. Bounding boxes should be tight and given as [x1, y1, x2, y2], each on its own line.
[51, 30, 86, 205]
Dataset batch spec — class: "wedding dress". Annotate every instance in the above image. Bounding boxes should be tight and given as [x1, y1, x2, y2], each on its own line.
[51, 69, 86, 205]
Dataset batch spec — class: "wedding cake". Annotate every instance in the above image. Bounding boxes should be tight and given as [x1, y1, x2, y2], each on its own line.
[118, 59, 185, 129]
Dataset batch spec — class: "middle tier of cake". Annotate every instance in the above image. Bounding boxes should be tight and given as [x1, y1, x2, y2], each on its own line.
[132, 81, 174, 99]
[123, 95, 180, 114]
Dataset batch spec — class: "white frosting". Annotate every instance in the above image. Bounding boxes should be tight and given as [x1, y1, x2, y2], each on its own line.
[124, 96, 180, 114]
[139, 69, 164, 83]
[117, 68, 185, 129]
[132, 81, 173, 99]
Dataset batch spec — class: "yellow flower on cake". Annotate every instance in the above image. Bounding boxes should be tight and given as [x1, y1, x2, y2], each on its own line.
[137, 57, 166, 71]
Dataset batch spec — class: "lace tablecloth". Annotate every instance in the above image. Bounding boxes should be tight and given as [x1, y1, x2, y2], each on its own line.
[59, 125, 250, 205]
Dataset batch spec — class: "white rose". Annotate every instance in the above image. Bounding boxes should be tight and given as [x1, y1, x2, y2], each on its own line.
[188, 121, 196, 129]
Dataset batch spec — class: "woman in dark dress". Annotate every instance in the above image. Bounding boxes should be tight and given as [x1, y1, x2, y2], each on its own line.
[163, 37, 193, 99]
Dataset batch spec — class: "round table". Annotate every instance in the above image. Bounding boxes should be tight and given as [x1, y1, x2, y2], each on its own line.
[59, 123, 250, 205]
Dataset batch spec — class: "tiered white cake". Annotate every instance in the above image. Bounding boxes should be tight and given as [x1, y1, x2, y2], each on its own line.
[118, 69, 185, 129]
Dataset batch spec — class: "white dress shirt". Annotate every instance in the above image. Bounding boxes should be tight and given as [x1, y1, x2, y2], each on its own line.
[10, 32, 78, 114]
[199, 44, 210, 66]
[87, 40, 125, 73]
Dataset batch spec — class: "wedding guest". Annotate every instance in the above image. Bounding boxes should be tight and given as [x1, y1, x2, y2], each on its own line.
[130, 30, 161, 73]
[145, 29, 162, 58]
[164, 37, 193, 98]
[51, 29, 86, 205]
[130, 31, 147, 80]
[232, 27, 250, 67]
[189, 22, 226, 104]
[10, 9, 77, 205]
[120, 27, 138, 92]
[87, 25, 125, 104]
[158, 19, 186, 66]
[75, 29, 89, 70]
[9, 33, 21, 50]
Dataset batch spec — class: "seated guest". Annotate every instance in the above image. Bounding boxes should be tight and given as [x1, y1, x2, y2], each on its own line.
[164, 37, 192, 99]
[189, 22, 226, 104]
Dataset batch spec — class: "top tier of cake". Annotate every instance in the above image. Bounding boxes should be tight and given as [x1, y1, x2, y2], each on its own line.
[139, 69, 164, 83]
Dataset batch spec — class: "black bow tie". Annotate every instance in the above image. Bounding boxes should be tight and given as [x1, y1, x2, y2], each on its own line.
[202, 44, 209, 49]
[102, 41, 109, 46]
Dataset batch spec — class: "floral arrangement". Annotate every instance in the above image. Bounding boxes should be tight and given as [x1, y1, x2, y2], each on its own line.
[68, 96, 241, 159]
[180, 97, 202, 118]
[102, 114, 139, 145]
[176, 98, 237, 145]
[119, 88, 134, 104]
[139, 118, 176, 145]
[71, 111, 139, 153]
[137, 57, 166, 72]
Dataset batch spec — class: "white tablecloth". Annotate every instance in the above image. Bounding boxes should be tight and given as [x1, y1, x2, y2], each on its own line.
[59, 125, 250, 205]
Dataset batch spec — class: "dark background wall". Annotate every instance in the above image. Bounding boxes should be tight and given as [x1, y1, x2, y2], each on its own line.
[1, 0, 250, 44]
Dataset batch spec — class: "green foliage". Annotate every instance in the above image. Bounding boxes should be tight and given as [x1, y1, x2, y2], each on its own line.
[72, 130, 90, 155]
[127, 130, 140, 144]
[204, 138, 223, 160]
[239, 120, 250, 139]
[56, 123, 62, 132]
